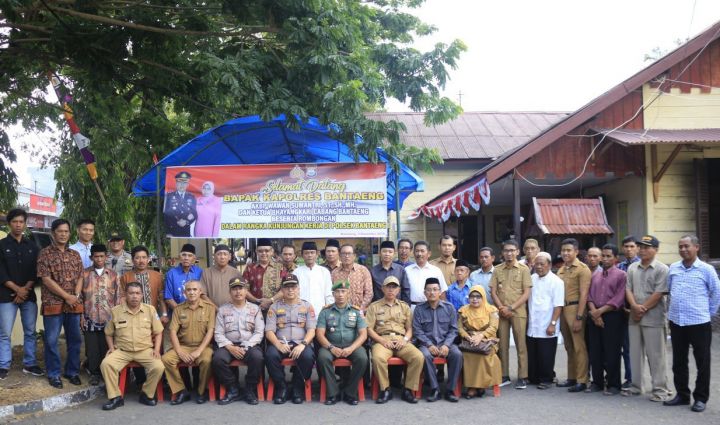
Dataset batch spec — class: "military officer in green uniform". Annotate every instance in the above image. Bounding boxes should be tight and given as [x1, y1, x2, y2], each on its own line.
[265, 274, 317, 404]
[163, 171, 197, 237]
[100, 282, 165, 410]
[316, 280, 368, 405]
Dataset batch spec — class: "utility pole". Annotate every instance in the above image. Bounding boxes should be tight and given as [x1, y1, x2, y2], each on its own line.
[457, 91, 464, 107]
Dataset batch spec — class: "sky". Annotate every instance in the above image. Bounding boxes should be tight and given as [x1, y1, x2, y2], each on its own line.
[8, 0, 720, 196]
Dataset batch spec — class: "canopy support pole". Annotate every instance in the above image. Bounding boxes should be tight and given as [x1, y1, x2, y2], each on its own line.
[395, 172, 401, 240]
[155, 166, 164, 265]
[513, 174, 522, 242]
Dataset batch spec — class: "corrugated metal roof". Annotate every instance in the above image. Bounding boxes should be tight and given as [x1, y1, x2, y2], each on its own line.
[592, 128, 720, 145]
[533, 198, 614, 235]
[366, 112, 568, 160]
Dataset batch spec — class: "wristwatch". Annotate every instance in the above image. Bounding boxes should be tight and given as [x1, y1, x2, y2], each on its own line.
[403, 336, 410, 342]
[550, 320, 557, 326]
[300, 340, 308, 346]
[575, 315, 584, 321]
[326, 344, 335, 350]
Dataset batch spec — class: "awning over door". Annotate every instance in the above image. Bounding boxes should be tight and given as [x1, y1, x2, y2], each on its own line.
[533, 197, 614, 235]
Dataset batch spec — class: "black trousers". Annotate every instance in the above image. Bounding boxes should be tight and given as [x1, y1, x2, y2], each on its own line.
[527, 336, 557, 385]
[211, 345, 264, 388]
[621, 313, 631, 382]
[83, 330, 108, 377]
[669, 321, 712, 403]
[265, 344, 315, 391]
[587, 310, 623, 390]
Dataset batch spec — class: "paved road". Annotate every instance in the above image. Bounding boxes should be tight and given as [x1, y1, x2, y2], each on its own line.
[12, 338, 719, 425]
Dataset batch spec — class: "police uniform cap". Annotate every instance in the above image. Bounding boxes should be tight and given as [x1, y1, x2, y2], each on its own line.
[637, 235, 660, 248]
[281, 274, 299, 287]
[175, 171, 191, 181]
[229, 277, 248, 288]
[108, 231, 124, 241]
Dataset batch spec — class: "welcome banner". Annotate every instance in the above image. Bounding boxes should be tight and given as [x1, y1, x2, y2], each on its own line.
[163, 163, 388, 238]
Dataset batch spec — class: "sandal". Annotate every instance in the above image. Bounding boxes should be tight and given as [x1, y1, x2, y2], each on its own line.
[464, 388, 477, 399]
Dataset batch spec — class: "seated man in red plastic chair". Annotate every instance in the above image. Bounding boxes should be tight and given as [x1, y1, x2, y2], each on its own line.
[366, 275, 423, 404]
[161, 280, 217, 405]
[316, 279, 368, 405]
[412, 277, 462, 402]
[212, 277, 265, 405]
[100, 282, 165, 410]
[265, 274, 317, 404]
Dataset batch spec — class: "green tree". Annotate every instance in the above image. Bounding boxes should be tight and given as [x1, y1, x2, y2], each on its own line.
[0, 0, 464, 248]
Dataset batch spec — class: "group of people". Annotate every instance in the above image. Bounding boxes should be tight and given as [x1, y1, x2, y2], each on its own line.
[0, 208, 718, 414]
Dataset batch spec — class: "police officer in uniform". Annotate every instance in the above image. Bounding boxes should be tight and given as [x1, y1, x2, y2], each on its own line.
[106, 231, 132, 276]
[100, 282, 165, 410]
[162, 280, 217, 405]
[366, 275, 424, 404]
[163, 171, 197, 237]
[265, 274, 317, 404]
[213, 277, 265, 405]
[316, 280, 369, 405]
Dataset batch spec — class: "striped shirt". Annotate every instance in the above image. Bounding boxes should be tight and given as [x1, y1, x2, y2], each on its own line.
[667, 258, 720, 326]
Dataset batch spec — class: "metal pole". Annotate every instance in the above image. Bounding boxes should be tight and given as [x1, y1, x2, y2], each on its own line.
[155, 165, 164, 265]
[513, 175, 522, 242]
[395, 170, 401, 241]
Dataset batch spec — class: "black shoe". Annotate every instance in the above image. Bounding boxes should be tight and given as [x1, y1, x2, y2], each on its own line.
[89, 375, 101, 386]
[376, 388, 393, 404]
[0, 369, 8, 380]
[196, 391, 208, 404]
[48, 377, 63, 389]
[663, 395, 690, 406]
[401, 388, 418, 404]
[557, 379, 577, 388]
[102, 396, 124, 411]
[218, 386, 242, 405]
[170, 389, 191, 405]
[245, 386, 259, 405]
[22, 365, 44, 377]
[621, 380, 632, 390]
[426, 388, 441, 402]
[139, 392, 158, 406]
[344, 394, 359, 405]
[568, 383, 587, 393]
[515, 378, 528, 390]
[324, 395, 338, 405]
[291, 387, 304, 404]
[444, 391, 459, 403]
[273, 384, 288, 404]
[691, 401, 706, 412]
[63, 374, 82, 385]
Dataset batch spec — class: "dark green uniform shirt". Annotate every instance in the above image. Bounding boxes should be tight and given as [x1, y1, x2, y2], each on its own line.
[317, 304, 367, 348]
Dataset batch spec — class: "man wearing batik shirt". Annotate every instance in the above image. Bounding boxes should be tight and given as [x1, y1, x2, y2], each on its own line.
[332, 244, 373, 314]
[323, 239, 341, 272]
[121, 246, 167, 323]
[80, 244, 121, 385]
[37, 219, 84, 389]
[243, 238, 283, 311]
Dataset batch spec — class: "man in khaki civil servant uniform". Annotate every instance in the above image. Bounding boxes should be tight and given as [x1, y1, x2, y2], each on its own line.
[162, 280, 217, 405]
[366, 275, 423, 404]
[100, 282, 165, 410]
[490, 239, 532, 389]
[556, 238, 592, 392]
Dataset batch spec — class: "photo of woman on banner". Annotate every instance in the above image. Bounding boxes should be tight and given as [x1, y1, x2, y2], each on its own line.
[163, 171, 197, 237]
[194, 180, 222, 237]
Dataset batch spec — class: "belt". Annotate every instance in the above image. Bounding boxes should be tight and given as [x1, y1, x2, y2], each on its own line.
[381, 332, 399, 337]
[410, 301, 423, 305]
[565, 300, 579, 306]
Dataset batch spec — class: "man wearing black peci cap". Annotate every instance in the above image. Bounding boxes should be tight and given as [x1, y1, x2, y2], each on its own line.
[163, 171, 197, 237]
[201, 244, 241, 306]
[370, 241, 406, 303]
[164, 244, 203, 315]
[323, 239, 341, 272]
[294, 241, 333, 314]
[242, 238, 283, 311]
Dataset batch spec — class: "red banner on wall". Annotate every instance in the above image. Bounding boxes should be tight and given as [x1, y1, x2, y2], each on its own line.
[163, 163, 388, 238]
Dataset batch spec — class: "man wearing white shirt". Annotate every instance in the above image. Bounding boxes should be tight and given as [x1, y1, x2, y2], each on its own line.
[403, 241, 447, 309]
[526, 252, 564, 390]
[294, 241, 333, 314]
[69, 218, 95, 269]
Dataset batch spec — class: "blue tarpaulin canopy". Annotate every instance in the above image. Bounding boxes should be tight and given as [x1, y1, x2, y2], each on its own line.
[132, 115, 423, 210]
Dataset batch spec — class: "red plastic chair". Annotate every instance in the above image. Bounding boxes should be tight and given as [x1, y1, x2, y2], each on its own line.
[118, 361, 165, 402]
[319, 358, 366, 402]
[370, 357, 421, 399]
[217, 359, 265, 401]
[416, 357, 462, 398]
[265, 358, 312, 402]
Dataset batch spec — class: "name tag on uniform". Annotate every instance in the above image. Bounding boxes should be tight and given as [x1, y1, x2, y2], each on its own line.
[348, 312, 357, 322]
[119, 320, 127, 324]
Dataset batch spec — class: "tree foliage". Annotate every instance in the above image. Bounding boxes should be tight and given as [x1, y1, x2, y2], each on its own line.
[0, 0, 465, 248]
